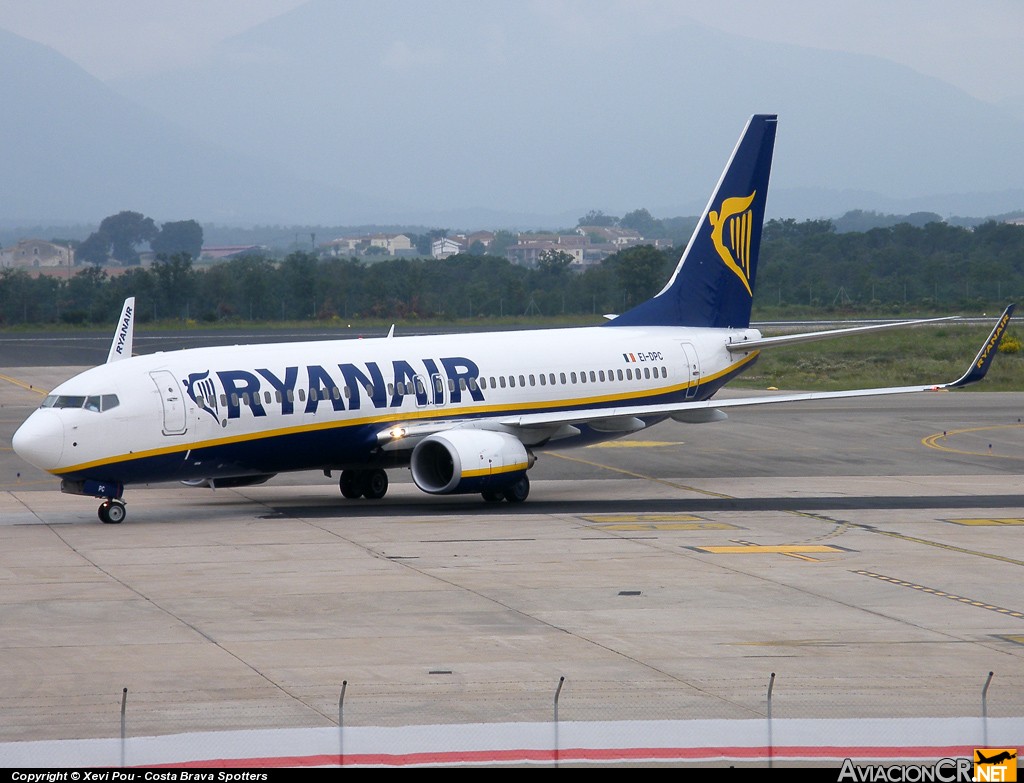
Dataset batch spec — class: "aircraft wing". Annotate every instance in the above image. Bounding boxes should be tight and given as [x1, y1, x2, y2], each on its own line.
[376, 304, 1015, 446]
[725, 315, 960, 352]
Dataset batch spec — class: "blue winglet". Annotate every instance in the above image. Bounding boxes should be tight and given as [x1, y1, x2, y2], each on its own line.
[948, 304, 1016, 388]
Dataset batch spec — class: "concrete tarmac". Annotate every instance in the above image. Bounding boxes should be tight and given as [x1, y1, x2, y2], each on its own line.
[0, 363, 1022, 748]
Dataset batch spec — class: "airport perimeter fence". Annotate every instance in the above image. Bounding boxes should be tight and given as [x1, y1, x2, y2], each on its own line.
[3, 672, 1022, 767]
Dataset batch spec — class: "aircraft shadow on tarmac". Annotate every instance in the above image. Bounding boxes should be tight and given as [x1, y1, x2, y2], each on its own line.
[262, 494, 1024, 519]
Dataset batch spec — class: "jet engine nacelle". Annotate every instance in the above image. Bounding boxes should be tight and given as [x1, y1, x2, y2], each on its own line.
[410, 429, 533, 495]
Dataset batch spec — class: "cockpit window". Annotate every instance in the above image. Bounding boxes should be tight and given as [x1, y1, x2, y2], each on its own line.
[40, 394, 120, 412]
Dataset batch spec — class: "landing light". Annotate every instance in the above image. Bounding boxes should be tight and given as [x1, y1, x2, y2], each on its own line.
[389, 427, 407, 439]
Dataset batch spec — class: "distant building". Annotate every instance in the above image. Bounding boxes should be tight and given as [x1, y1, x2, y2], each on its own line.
[464, 231, 495, 251]
[199, 245, 264, 260]
[324, 233, 416, 257]
[506, 241, 584, 267]
[431, 237, 464, 259]
[0, 239, 74, 269]
[576, 226, 644, 247]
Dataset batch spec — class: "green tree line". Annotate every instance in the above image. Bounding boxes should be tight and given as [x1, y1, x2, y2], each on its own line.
[1, 219, 1022, 327]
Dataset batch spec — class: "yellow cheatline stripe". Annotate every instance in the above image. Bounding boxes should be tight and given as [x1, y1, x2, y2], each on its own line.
[693, 545, 843, 554]
[461, 462, 530, 479]
[854, 570, 1024, 619]
[922, 423, 1024, 460]
[54, 355, 759, 475]
[0, 372, 47, 395]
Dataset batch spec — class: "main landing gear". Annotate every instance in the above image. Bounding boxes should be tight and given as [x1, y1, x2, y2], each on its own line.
[98, 499, 127, 524]
[481, 474, 530, 504]
[339, 468, 389, 500]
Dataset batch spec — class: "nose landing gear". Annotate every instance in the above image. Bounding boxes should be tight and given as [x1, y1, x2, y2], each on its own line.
[98, 499, 127, 524]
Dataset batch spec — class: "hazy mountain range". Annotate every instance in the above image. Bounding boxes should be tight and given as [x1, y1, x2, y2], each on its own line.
[3, 0, 1023, 232]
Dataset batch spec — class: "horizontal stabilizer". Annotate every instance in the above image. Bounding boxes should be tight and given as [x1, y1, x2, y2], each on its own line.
[726, 316, 960, 353]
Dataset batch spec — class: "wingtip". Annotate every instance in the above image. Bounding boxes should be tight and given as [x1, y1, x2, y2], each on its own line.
[947, 304, 1015, 388]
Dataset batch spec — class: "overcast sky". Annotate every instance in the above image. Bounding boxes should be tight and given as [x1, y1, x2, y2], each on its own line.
[1, 0, 1021, 104]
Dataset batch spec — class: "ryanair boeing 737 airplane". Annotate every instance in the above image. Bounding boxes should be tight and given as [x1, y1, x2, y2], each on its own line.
[11, 114, 1016, 523]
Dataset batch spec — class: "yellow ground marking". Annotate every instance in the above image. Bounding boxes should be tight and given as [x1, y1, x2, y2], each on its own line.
[999, 635, 1024, 645]
[582, 513, 734, 531]
[587, 440, 679, 448]
[733, 639, 845, 647]
[550, 445, 1024, 567]
[548, 450, 738, 499]
[694, 544, 844, 555]
[944, 518, 1024, 526]
[583, 513, 704, 523]
[922, 423, 1024, 460]
[855, 571, 1024, 619]
[600, 522, 737, 531]
[865, 528, 1024, 567]
[0, 372, 47, 395]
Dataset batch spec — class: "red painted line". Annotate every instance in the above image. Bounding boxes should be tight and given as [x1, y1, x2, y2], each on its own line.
[150, 744, 979, 768]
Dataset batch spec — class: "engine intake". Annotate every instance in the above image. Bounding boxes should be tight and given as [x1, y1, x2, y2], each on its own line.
[411, 430, 533, 495]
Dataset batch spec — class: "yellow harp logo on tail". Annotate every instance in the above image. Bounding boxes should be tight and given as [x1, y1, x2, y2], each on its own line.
[708, 191, 757, 296]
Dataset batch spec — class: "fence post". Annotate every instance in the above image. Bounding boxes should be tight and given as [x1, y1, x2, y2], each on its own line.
[767, 673, 776, 769]
[554, 676, 565, 768]
[338, 680, 348, 767]
[981, 671, 993, 747]
[120, 687, 128, 768]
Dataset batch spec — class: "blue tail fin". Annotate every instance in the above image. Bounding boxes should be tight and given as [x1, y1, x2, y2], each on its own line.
[606, 114, 777, 329]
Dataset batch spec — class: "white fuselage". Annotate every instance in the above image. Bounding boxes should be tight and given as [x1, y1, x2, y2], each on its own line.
[13, 324, 761, 488]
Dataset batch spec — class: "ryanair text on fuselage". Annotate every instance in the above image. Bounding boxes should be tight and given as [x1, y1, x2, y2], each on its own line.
[188, 356, 485, 423]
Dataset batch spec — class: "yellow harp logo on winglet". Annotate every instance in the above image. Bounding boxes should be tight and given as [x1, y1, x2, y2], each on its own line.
[708, 191, 757, 296]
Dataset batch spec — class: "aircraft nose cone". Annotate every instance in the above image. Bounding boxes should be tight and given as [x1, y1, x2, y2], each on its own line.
[12, 412, 65, 471]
